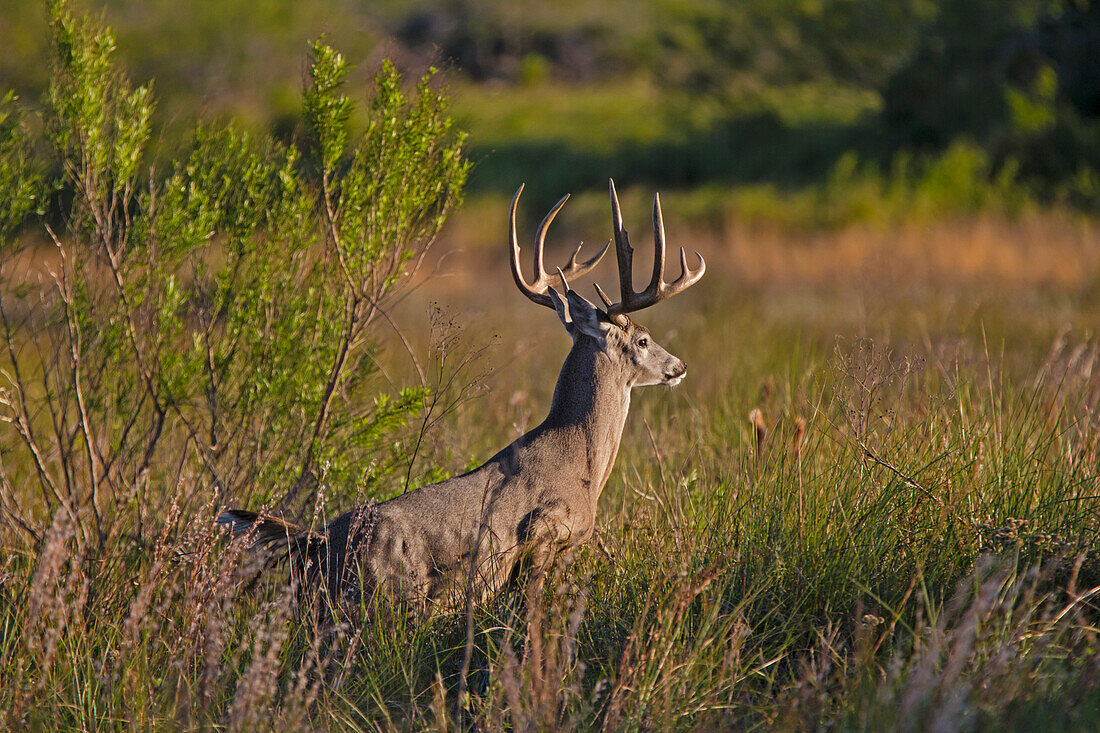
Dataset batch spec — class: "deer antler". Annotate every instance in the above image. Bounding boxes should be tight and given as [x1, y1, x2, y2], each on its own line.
[593, 179, 706, 325]
[510, 183, 610, 309]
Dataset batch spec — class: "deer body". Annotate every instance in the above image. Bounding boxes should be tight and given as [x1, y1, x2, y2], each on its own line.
[219, 180, 702, 617]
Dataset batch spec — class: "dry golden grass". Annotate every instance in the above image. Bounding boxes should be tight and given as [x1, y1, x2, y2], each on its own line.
[438, 196, 1100, 296]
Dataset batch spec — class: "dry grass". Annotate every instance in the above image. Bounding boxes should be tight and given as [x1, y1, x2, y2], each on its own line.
[441, 193, 1100, 293]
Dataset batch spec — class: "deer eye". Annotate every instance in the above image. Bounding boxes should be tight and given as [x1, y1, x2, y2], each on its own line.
[637, 337, 648, 349]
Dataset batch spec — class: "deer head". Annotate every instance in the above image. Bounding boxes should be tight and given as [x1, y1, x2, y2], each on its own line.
[509, 179, 705, 389]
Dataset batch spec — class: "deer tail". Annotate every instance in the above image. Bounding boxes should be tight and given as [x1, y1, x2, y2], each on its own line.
[217, 509, 325, 567]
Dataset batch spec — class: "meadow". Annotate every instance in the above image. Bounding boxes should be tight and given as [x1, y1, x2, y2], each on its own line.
[4, 198, 1100, 729]
[3, 1, 1100, 730]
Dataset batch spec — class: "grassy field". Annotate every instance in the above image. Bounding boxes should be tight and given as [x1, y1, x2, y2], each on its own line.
[3, 197, 1100, 729]
[3, 1, 1100, 729]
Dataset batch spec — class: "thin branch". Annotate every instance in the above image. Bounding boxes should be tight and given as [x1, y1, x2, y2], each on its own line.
[0, 293, 72, 521]
[53, 236, 105, 543]
[281, 293, 363, 511]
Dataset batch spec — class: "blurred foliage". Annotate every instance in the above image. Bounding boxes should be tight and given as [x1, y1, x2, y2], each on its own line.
[0, 92, 42, 237]
[882, 0, 1100, 207]
[666, 142, 1032, 231]
[1, 0, 1099, 213]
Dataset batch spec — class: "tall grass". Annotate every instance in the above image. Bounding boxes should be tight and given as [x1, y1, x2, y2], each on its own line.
[3, 231, 1099, 727]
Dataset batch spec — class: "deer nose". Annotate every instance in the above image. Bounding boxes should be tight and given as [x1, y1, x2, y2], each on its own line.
[665, 361, 687, 381]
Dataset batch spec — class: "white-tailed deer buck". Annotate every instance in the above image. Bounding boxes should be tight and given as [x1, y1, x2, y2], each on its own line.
[219, 179, 704, 616]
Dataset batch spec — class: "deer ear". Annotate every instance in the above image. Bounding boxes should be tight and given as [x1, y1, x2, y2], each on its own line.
[547, 286, 574, 334]
[565, 290, 610, 341]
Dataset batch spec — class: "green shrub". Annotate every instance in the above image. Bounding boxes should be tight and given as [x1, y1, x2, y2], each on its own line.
[0, 0, 468, 542]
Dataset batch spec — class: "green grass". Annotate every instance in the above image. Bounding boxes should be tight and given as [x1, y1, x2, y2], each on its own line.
[451, 78, 879, 151]
[451, 78, 669, 152]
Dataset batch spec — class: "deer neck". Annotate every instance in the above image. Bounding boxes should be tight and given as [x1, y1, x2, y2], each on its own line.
[547, 337, 631, 426]
[535, 336, 631, 499]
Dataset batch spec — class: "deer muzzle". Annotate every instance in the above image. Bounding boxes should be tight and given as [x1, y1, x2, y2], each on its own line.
[664, 360, 687, 386]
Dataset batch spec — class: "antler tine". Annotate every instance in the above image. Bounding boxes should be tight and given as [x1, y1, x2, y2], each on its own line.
[510, 184, 551, 308]
[608, 178, 636, 311]
[593, 282, 615, 309]
[566, 238, 611, 276]
[651, 192, 706, 300]
[647, 193, 668, 296]
[534, 193, 570, 285]
[598, 179, 706, 319]
[556, 266, 570, 292]
[664, 247, 707, 298]
[510, 184, 610, 310]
